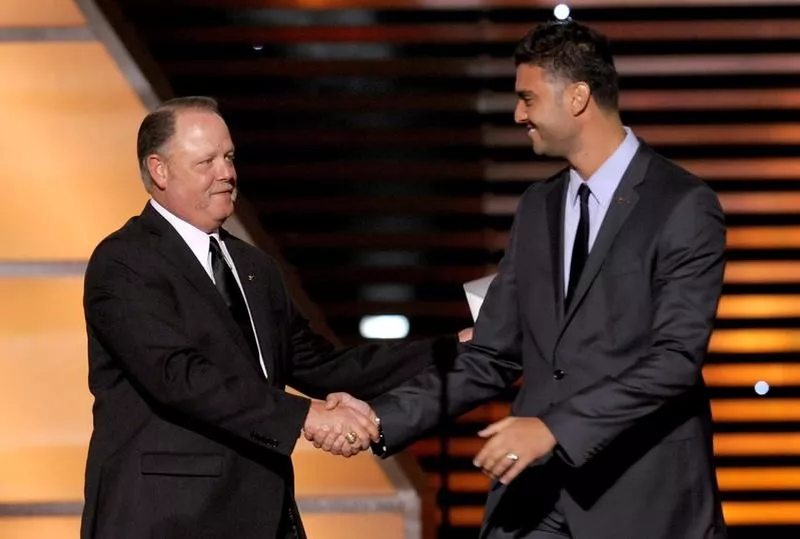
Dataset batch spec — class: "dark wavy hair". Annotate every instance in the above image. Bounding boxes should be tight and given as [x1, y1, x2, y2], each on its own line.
[514, 21, 619, 111]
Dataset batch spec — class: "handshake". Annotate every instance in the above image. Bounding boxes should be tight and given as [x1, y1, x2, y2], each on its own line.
[302, 392, 379, 457]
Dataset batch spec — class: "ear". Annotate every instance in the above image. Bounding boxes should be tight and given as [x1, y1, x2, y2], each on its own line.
[568, 82, 591, 116]
[147, 154, 168, 190]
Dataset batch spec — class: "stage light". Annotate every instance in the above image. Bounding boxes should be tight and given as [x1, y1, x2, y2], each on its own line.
[755, 381, 770, 396]
[359, 315, 410, 339]
[554, 4, 571, 21]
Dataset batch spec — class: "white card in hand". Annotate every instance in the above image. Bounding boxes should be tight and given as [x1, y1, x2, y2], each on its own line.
[463, 273, 497, 322]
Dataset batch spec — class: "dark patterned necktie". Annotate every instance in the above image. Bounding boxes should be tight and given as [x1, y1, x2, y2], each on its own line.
[566, 183, 591, 310]
[208, 236, 260, 365]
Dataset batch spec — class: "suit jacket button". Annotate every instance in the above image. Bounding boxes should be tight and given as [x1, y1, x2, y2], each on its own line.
[553, 369, 565, 380]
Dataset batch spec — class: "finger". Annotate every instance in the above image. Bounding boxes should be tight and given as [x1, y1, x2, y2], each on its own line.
[499, 459, 528, 485]
[478, 418, 512, 438]
[473, 435, 501, 468]
[325, 393, 342, 410]
[331, 433, 348, 456]
[488, 451, 516, 480]
[348, 409, 379, 442]
[320, 429, 338, 452]
[310, 425, 329, 446]
[347, 422, 374, 450]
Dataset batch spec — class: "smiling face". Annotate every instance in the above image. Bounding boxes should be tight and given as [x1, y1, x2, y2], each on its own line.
[513, 63, 581, 159]
[147, 109, 237, 233]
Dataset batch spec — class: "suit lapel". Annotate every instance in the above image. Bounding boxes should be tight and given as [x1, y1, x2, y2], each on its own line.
[545, 173, 569, 327]
[556, 144, 654, 343]
[223, 233, 277, 378]
[139, 205, 263, 374]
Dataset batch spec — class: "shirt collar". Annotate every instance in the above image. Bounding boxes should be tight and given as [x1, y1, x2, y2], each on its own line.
[567, 126, 640, 209]
[149, 199, 219, 265]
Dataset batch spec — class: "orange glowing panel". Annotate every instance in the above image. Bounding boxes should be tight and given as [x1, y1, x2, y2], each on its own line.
[725, 261, 800, 284]
[716, 295, 800, 318]
[717, 468, 800, 491]
[0, 42, 149, 261]
[0, 0, 85, 27]
[704, 364, 800, 387]
[727, 227, 800, 249]
[719, 192, 800, 214]
[0, 517, 80, 539]
[0, 278, 91, 453]
[711, 399, 800, 422]
[709, 329, 800, 354]
[723, 502, 800, 526]
[714, 433, 800, 456]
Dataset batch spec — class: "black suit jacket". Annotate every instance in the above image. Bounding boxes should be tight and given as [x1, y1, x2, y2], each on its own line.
[80, 203, 450, 539]
[372, 144, 728, 539]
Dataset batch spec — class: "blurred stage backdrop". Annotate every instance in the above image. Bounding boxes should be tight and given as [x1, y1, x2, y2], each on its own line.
[2, 0, 800, 537]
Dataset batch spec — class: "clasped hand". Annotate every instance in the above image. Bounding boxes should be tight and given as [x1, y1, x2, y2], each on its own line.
[302, 393, 378, 457]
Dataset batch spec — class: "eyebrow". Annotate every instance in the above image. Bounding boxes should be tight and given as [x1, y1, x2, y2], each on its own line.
[516, 90, 535, 99]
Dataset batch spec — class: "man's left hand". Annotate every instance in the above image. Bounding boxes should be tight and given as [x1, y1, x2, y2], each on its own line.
[473, 417, 557, 485]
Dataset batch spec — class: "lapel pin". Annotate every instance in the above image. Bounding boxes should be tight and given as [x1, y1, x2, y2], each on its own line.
[248, 274, 255, 281]
[615, 196, 630, 205]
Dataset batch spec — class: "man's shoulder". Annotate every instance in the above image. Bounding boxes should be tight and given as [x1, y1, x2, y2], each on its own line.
[518, 166, 568, 204]
[646, 148, 713, 196]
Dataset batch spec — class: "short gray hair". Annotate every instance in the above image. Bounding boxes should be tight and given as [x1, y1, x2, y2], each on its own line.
[136, 96, 220, 190]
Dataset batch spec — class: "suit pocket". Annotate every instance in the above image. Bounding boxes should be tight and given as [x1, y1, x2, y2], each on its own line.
[139, 452, 223, 477]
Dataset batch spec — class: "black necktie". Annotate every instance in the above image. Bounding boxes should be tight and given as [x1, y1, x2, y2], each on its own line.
[566, 183, 591, 310]
[208, 236, 261, 367]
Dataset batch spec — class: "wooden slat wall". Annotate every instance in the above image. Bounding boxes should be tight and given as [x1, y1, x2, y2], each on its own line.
[112, 1, 800, 537]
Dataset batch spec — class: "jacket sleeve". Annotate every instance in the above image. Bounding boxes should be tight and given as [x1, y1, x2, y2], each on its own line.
[366, 210, 528, 455]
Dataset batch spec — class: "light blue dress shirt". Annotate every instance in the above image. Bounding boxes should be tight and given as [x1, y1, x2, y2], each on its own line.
[563, 127, 640, 295]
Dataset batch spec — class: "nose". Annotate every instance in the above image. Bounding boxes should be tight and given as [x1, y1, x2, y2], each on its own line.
[215, 158, 236, 182]
[514, 100, 528, 124]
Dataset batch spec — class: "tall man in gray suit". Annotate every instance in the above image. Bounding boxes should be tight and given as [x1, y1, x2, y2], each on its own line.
[318, 21, 728, 539]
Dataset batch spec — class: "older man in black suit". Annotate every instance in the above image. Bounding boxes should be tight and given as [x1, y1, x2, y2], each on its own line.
[80, 96, 459, 539]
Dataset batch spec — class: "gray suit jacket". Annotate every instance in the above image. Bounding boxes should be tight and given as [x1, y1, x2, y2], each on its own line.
[372, 144, 728, 539]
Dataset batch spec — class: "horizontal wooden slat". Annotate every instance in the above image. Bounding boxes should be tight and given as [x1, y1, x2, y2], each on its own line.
[431, 467, 800, 493]
[704, 364, 800, 387]
[274, 226, 800, 252]
[241, 162, 484, 181]
[728, 227, 800, 249]
[725, 261, 800, 284]
[164, 54, 800, 78]
[486, 158, 800, 181]
[446, 501, 800, 527]
[147, 20, 800, 44]
[711, 329, 800, 354]
[458, 400, 800, 424]
[485, 193, 800, 217]
[297, 266, 496, 284]
[222, 89, 800, 113]
[486, 124, 800, 147]
[717, 295, 800, 318]
[264, 197, 483, 215]
[413, 433, 800, 458]
[122, 0, 800, 10]
[299, 262, 800, 284]
[237, 129, 481, 147]
[712, 399, 800, 422]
